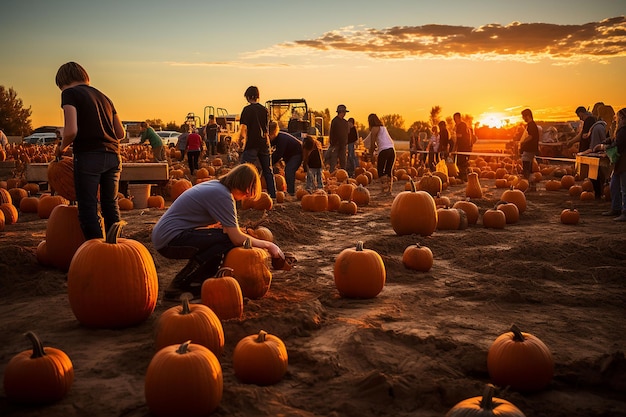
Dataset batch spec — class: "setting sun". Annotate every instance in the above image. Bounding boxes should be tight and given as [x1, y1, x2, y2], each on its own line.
[477, 113, 515, 128]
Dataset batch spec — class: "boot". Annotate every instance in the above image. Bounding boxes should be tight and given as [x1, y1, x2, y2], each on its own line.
[613, 212, 626, 222]
[602, 209, 621, 216]
[164, 258, 201, 300]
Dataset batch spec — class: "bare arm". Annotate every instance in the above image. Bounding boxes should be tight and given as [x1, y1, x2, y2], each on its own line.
[113, 114, 126, 140]
[223, 225, 284, 259]
[56, 105, 77, 157]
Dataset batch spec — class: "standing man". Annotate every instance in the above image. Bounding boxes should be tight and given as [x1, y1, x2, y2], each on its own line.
[204, 115, 220, 156]
[567, 106, 597, 152]
[519, 108, 540, 182]
[139, 121, 166, 162]
[453, 112, 472, 181]
[328, 104, 350, 172]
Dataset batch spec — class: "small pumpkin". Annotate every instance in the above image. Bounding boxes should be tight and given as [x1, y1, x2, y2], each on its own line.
[301, 190, 328, 212]
[437, 206, 462, 230]
[232, 330, 288, 386]
[327, 193, 341, 211]
[222, 238, 272, 299]
[147, 195, 165, 209]
[3, 331, 74, 404]
[338, 200, 358, 215]
[418, 172, 442, 196]
[351, 184, 370, 206]
[465, 172, 483, 199]
[201, 267, 244, 320]
[560, 207, 580, 225]
[145, 341, 223, 416]
[482, 208, 506, 229]
[0, 202, 18, 225]
[496, 201, 520, 224]
[446, 384, 526, 417]
[402, 243, 433, 272]
[500, 187, 527, 214]
[19, 196, 40, 213]
[155, 297, 224, 356]
[119, 197, 134, 210]
[453, 198, 480, 225]
[487, 324, 554, 391]
[334, 241, 386, 298]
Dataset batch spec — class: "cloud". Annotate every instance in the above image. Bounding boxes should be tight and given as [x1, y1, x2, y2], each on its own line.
[265, 16, 626, 63]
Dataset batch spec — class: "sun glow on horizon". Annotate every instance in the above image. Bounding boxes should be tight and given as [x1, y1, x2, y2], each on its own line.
[477, 112, 516, 128]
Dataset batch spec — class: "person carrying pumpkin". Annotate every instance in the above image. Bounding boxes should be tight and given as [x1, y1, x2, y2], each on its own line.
[151, 163, 289, 299]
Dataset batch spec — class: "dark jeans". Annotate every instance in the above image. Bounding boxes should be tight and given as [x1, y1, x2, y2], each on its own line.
[241, 147, 276, 198]
[73, 151, 122, 240]
[377, 147, 396, 178]
[159, 228, 236, 278]
[187, 150, 200, 174]
[284, 154, 303, 195]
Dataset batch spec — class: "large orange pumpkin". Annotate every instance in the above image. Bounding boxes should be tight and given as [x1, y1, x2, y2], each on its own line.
[145, 341, 223, 417]
[487, 324, 554, 392]
[67, 221, 159, 328]
[45, 204, 87, 272]
[0, 203, 18, 225]
[222, 238, 272, 299]
[390, 180, 438, 236]
[3, 331, 74, 404]
[445, 384, 526, 417]
[301, 190, 328, 212]
[47, 157, 76, 201]
[232, 330, 288, 386]
[201, 267, 244, 321]
[154, 297, 224, 356]
[334, 241, 386, 298]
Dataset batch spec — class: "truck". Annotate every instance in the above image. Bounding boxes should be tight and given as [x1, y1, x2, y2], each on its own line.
[184, 107, 241, 153]
[265, 98, 329, 147]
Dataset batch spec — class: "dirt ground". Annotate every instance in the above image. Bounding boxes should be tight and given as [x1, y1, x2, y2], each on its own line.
[0, 171, 625, 417]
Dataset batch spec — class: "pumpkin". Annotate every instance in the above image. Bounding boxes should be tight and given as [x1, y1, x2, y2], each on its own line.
[355, 173, 370, 186]
[232, 330, 288, 386]
[445, 384, 526, 417]
[155, 297, 224, 356]
[327, 193, 341, 211]
[118, 197, 134, 210]
[45, 204, 87, 272]
[67, 221, 159, 328]
[170, 178, 193, 201]
[37, 194, 69, 219]
[8, 187, 27, 208]
[496, 201, 520, 224]
[252, 192, 273, 210]
[145, 341, 223, 417]
[3, 331, 74, 404]
[437, 206, 462, 230]
[560, 207, 580, 225]
[500, 188, 527, 214]
[47, 156, 76, 201]
[336, 183, 355, 201]
[453, 198, 479, 225]
[334, 169, 349, 182]
[487, 324, 554, 391]
[402, 243, 433, 272]
[201, 267, 243, 320]
[0, 187, 12, 205]
[482, 208, 506, 229]
[301, 190, 328, 212]
[0, 202, 18, 225]
[338, 200, 358, 215]
[249, 226, 273, 242]
[222, 237, 272, 299]
[545, 179, 562, 191]
[465, 172, 483, 199]
[434, 193, 451, 208]
[390, 180, 438, 236]
[568, 185, 583, 197]
[275, 190, 285, 203]
[580, 190, 595, 201]
[36, 240, 51, 265]
[418, 172, 442, 196]
[351, 184, 370, 206]
[334, 241, 386, 298]
[560, 174, 576, 189]
[19, 196, 40, 213]
[147, 195, 165, 209]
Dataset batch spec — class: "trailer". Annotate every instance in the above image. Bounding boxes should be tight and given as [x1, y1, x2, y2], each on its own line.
[265, 98, 329, 146]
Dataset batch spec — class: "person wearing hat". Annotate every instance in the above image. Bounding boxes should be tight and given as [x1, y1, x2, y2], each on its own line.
[327, 104, 350, 172]
[566, 106, 597, 152]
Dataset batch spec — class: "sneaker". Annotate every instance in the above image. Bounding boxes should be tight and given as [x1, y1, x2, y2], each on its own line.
[602, 210, 621, 216]
[163, 259, 202, 300]
[613, 213, 626, 222]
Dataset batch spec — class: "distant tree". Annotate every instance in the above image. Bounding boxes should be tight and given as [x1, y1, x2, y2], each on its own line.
[146, 119, 165, 131]
[381, 114, 408, 141]
[408, 120, 431, 136]
[429, 106, 442, 127]
[165, 121, 181, 131]
[0, 86, 32, 136]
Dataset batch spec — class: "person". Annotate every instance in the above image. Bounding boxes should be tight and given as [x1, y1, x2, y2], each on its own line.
[269, 121, 303, 196]
[364, 113, 396, 194]
[346, 117, 359, 177]
[327, 104, 350, 172]
[594, 108, 626, 221]
[566, 106, 597, 152]
[0, 128, 8, 150]
[584, 117, 609, 198]
[238, 86, 276, 199]
[427, 125, 439, 172]
[186, 128, 203, 175]
[519, 108, 540, 182]
[438, 120, 450, 161]
[152, 163, 287, 299]
[408, 128, 420, 167]
[302, 136, 324, 192]
[204, 115, 220, 156]
[453, 112, 472, 181]
[139, 121, 166, 162]
[176, 125, 190, 161]
[53, 61, 126, 240]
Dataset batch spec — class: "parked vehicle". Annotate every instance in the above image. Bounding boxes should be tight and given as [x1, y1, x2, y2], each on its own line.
[155, 131, 181, 148]
[23, 132, 58, 145]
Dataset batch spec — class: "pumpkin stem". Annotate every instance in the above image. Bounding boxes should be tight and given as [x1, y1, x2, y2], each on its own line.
[243, 237, 253, 249]
[176, 340, 192, 354]
[180, 296, 191, 315]
[25, 331, 46, 359]
[355, 241, 364, 251]
[105, 221, 127, 244]
[216, 267, 234, 278]
[256, 330, 268, 343]
[510, 324, 525, 342]
[409, 178, 417, 192]
[478, 384, 497, 410]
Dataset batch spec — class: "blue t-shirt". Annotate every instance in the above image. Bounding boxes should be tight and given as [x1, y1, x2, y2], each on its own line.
[151, 180, 238, 250]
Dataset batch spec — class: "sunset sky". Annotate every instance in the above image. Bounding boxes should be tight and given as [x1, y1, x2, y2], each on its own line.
[1, 0, 624, 131]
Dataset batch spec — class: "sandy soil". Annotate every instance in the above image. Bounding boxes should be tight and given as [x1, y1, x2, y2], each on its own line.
[1, 170, 625, 417]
